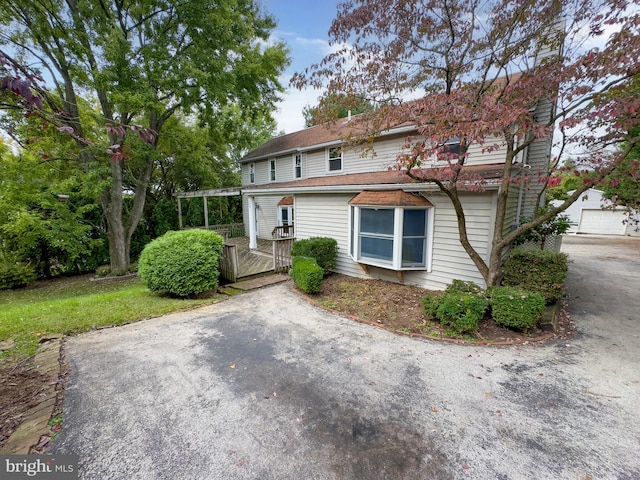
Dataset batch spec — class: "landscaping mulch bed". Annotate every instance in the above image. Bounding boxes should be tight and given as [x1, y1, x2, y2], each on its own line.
[305, 273, 576, 345]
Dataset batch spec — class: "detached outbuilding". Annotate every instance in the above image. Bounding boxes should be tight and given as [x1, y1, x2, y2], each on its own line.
[552, 188, 637, 236]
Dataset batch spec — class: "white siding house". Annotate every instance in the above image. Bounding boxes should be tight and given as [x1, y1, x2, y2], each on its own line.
[236, 102, 553, 290]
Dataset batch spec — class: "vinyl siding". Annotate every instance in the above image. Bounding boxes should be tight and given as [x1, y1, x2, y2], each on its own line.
[241, 194, 283, 239]
[295, 191, 494, 290]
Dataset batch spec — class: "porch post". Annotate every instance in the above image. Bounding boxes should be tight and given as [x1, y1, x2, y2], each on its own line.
[248, 195, 257, 249]
[203, 195, 209, 229]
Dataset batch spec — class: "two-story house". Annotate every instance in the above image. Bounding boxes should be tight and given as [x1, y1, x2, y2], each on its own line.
[238, 102, 552, 290]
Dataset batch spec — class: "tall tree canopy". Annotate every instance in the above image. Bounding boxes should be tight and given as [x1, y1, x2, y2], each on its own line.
[293, 0, 640, 285]
[1, 0, 289, 273]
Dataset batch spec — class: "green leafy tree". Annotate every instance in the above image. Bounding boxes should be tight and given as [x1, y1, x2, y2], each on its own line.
[0, 139, 104, 276]
[1, 0, 289, 273]
[303, 92, 374, 127]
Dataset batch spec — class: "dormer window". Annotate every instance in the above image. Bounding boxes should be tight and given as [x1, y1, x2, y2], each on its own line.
[327, 146, 342, 172]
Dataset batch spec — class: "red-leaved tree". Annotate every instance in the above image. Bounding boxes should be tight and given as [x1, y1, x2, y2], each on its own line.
[293, 0, 640, 286]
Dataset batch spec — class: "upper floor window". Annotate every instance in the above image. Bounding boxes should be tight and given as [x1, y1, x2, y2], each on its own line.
[294, 153, 302, 179]
[269, 159, 276, 182]
[327, 146, 342, 172]
[249, 163, 255, 184]
[435, 138, 461, 162]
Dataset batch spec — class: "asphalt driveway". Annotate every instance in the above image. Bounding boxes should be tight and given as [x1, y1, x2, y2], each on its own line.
[51, 235, 640, 479]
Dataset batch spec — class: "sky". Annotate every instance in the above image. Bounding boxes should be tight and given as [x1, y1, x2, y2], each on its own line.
[258, 1, 342, 134]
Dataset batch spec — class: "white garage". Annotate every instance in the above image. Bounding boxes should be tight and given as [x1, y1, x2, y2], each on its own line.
[551, 188, 634, 236]
[578, 209, 628, 235]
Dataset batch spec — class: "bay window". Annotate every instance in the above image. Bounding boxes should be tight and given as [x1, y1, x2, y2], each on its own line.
[349, 191, 434, 271]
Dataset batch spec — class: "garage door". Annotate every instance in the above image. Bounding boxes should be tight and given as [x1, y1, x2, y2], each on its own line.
[578, 209, 627, 235]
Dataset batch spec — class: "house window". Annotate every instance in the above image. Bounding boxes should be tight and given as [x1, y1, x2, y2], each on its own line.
[294, 153, 302, 179]
[249, 163, 255, 184]
[327, 146, 342, 172]
[436, 138, 461, 161]
[269, 159, 276, 181]
[348, 191, 434, 271]
[279, 206, 294, 226]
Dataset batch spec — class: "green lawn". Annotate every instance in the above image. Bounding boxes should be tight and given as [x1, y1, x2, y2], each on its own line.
[0, 275, 225, 361]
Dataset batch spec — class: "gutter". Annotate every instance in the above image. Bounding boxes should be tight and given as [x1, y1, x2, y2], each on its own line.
[241, 181, 501, 196]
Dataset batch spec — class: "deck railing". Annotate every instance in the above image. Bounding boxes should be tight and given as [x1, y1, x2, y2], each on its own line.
[272, 225, 295, 239]
[220, 243, 239, 282]
[273, 237, 295, 273]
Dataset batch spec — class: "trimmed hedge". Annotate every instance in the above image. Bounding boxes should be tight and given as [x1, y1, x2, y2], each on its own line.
[436, 293, 487, 334]
[0, 256, 37, 290]
[420, 279, 487, 319]
[291, 237, 338, 273]
[421, 279, 488, 333]
[502, 249, 569, 304]
[138, 229, 224, 297]
[291, 256, 324, 293]
[489, 286, 545, 330]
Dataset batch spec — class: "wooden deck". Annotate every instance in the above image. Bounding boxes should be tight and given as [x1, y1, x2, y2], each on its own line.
[225, 237, 274, 279]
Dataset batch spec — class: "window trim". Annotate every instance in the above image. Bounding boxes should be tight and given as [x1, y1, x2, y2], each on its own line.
[269, 158, 276, 182]
[278, 205, 294, 226]
[293, 153, 302, 179]
[349, 205, 434, 271]
[327, 146, 343, 172]
[249, 162, 255, 184]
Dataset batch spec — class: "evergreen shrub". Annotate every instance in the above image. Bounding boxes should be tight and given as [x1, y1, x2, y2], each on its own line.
[291, 256, 323, 293]
[489, 286, 545, 330]
[138, 229, 224, 297]
[502, 249, 569, 304]
[290, 237, 338, 272]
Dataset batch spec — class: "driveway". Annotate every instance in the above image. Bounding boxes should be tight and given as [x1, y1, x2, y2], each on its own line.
[51, 235, 640, 479]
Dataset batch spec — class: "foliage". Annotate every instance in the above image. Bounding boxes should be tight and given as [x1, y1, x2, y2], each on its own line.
[138, 230, 224, 297]
[421, 279, 488, 333]
[502, 249, 569, 304]
[291, 256, 324, 294]
[1, 0, 289, 273]
[602, 127, 640, 232]
[0, 253, 37, 290]
[436, 293, 487, 334]
[302, 92, 374, 127]
[291, 237, 339, 273]
[292, 0, 640, 286]
[489, 286, 545, 330]
[0, 145, 105, 277]
[420, 294, 442, 318]
[513, 207, 571, 249]
[0, 275, 221, 359]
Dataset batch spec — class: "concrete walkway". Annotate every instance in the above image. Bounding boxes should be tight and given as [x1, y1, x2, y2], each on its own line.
[50, 235, 640, 479]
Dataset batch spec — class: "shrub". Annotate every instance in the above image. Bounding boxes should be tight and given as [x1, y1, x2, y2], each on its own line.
[291, 256, 324, 293]
[0, 251, 37, 290]
[502, 249, 569, 304]
[138, 230, 224, 297]
[420, 293, 442, 318]
[290, 237, 338, 273]
[420, 279, 487, 320]
[489, 286, 545, 330]
[436, 293, 487, 334]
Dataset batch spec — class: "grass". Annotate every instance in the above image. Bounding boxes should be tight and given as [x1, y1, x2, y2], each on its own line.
[0, 274, 224, 361]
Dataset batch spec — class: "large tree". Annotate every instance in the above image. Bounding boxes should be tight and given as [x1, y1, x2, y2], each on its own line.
[293, 0, 640, 286]
[1, 0, 288, 273]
